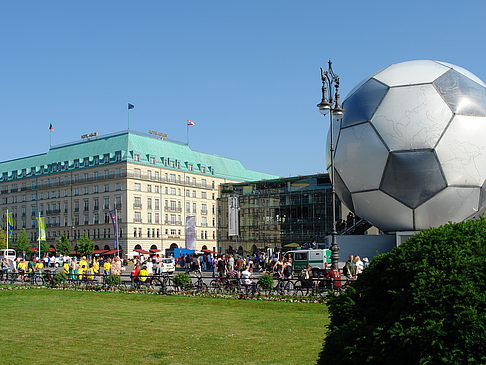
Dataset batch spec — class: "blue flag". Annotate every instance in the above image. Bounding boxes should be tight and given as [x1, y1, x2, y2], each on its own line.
[128, 103, 134, 110]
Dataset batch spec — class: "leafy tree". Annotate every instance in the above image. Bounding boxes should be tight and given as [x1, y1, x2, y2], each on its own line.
[56, 233, 72, 256]
[16, 228, 30, 257]
[77, 233, 94, 257]
[0, 228, 6, 250]
[318, 218, 486, 364]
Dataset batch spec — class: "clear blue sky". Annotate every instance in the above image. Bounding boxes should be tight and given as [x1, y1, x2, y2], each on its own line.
[1, 1, 485, 177]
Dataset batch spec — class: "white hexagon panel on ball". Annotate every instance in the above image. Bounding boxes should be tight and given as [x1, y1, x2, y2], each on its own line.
[327, 60, 486, 232]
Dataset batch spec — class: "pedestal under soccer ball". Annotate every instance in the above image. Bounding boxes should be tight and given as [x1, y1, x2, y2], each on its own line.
[328, 60, 486, 232]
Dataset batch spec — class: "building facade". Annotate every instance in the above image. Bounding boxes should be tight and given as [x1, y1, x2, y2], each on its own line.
[0, 130, 277, 255]
[217, 174, 343, 255]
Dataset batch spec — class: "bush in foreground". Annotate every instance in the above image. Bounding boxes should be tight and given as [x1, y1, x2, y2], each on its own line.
[258, 274, 274, 292]
[105, 274, 121, 287]
[173, 273, 191, 289]
[319, 218, 486, 364]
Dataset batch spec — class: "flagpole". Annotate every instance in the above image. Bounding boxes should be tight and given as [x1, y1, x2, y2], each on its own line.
[38, 212, 41, 261]
[49, 129, 52, 148]
[6, 209, 8, 251]
[187, 124, 189, 145]
[115, 209, 118, 257]
[128, 109, 130, 131]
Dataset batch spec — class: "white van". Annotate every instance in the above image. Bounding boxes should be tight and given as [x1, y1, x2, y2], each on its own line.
[160, 257, 175, 274]
[287, 249, 331, 273]
[0, 249, 17, 262]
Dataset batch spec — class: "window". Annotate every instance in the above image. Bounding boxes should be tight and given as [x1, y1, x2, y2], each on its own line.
[104, 197, 109, 209]
[104, 184, 109, 192]
[192, 178, 196, 185]
[201, 192, 206, 199]
[104, 170, 110, 179]
[147, 170, 152, 179]
[94, 171, 99, 180]
[202, 179, 206, 187]
[165, 187, 168, 194]
[170, 214, 176, 224]
[74, 188, 79, 196]
[201, 166, 205, 173]
[155, 213, 159, 224]
[193, 203, 196, 213]
[84, 173, 89, 182]
[170, 188, 176, 195]
[170, 229, 176, 236]
[155, 185, 159, 193]
[104, 154, 109, 163]
[134, 168, 141, 178]
[147, 212, 152, 223]
[155, 171, 159, 180]
[74, 201, 79, 212]
[134, 153, 140, 162]
[84, 215, 89, 225]
[116, 183, 121, 191]
[94, 214, 99, 224]
[149, 157, 155, 165]
[155, 199, 159, 210]
[186, 202, 190, 213]
[115, 196, 121, 209]
[116, 168, 121, 177]
[115, 152, 121, 161]
[201, 217, 207, 227]
[147, 198, 152, 209]
[94, 199, 99, 210]
[170, 174, 175, 183]
[134, 197, 141, 208]
[192, 191, 196, 198]
[201, 204, 207, 214]
[134, 211, 141, 223]
[147, 184, 151, 192]
[134, 183, 141, 191]
[185, 190, 190, 197]
[169, 160, 175, 168]
[84, 187, 89, 195]
[94, 185, 99, 193]
[188, 164, 193, 171]
[84, 200, 89, 211]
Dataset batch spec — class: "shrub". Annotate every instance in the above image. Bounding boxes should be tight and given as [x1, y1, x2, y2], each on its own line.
[53, 272, 67, 286]
[318, 218, 486, 364]
[173, 273, 191, 289]
[105, 274, 121, 287]
[258, 274, 274, 292]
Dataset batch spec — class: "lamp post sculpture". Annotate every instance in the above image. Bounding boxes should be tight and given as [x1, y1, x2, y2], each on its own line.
[317, 59, 344, 270]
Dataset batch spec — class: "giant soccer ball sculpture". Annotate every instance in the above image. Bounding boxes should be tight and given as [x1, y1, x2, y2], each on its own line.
[328, 60, 486, 232]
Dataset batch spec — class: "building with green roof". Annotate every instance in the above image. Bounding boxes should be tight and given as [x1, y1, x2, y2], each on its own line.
[0, 130, 278, 255]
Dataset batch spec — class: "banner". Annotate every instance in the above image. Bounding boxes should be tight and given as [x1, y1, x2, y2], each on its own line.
[185, 216, 196, 250]
[37, 217, 46, 241]
[109, 209, 118, 251]
[7, 213, 13, 236]
[228, 196, 239, 236]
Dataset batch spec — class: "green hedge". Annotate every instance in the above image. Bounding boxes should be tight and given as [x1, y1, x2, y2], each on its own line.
[319, 218, 486, 364]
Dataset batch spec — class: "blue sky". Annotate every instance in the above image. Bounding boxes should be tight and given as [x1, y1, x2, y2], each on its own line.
[1, 1, 485, 177]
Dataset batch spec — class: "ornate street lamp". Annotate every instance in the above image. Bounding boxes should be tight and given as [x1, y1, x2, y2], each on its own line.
[317, 59, 344, 269]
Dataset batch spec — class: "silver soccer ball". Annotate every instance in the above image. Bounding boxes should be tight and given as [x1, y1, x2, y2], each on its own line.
[327, 60, 486, 232]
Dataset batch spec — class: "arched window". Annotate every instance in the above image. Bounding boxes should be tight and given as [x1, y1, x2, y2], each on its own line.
[170, 243, 178, 249]
[150, 244, 158, 250]
[227, 245, 233, 254]
[201, 245, 208, 250]
[134, 244, 142, 250]
[237, 246, 243, 255]
[104, 245, 110, 251]
[94, 245, 100, 251]
[251, 245, 258, 255]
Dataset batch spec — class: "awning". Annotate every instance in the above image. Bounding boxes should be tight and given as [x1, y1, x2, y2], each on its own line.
[69, 250, 80, 255]
[134, 249, 151, 255]
[92, 250, 108, 255]
[150, 249, 161, 253]
[202, 249, 217, 255]
[103, 250, 120, 255]
[29, 247, 37, 252]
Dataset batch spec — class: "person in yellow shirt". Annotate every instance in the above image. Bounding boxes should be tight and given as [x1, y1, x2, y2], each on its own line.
[63, 260, 69, 275]
[35, 260, 44, 277]
[79, 256, 88, 271]
[103, 259, 111, 275]
[86, 265, 95, 281]
[139, 266, 148, 283]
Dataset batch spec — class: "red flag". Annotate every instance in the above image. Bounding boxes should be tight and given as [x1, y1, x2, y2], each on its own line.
[49, 123, 54, 131]
[187, 120, 195, 126]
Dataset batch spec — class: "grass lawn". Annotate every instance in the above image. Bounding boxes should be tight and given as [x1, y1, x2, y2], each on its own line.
[0, 288, 328, 364]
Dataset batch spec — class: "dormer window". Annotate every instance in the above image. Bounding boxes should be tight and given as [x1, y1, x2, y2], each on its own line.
[201, 166, 206, 173]
[188, 164, 193, 171]
[169, 160, 175, 168]
[94, 156, 99, 165]
[149, 156, 156, 165]
[74, 159, 79, 168]
[134, 153, 140, 162]
[115, 151, 121, 161]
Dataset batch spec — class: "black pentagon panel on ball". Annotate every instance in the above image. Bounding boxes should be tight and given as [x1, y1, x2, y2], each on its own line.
[433, 69, 486, 116]
[334, 170, 354, 212]
[342, 78, 389, 128]
[380, 151, 446, 209]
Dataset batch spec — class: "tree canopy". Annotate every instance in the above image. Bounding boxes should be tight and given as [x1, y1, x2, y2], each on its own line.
[16, 228, 30, 256]
[56, 233, 72, 256]
[319, 218, 486, 364]
[77, 234, 94, 257]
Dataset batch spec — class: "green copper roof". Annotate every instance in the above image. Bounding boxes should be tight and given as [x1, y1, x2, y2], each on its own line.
[0, 130, 279, 182]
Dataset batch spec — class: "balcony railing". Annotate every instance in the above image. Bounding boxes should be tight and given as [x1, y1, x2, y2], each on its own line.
[164, 206, 181, 213]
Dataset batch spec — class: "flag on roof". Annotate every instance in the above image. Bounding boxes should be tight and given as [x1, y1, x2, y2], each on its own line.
[128, 103, 135, 110]
[49, 123, 54, 131]
[187, 120, 195, 126]
[7, 213, 13, 235]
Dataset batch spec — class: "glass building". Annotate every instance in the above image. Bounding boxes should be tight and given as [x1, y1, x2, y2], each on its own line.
[217, 173, 342, 255]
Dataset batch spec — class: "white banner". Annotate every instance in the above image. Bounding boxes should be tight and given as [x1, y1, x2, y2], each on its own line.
[228, 196, 239, 236]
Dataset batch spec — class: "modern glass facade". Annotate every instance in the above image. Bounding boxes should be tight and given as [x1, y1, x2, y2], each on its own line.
[217, 174, 341, 254]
